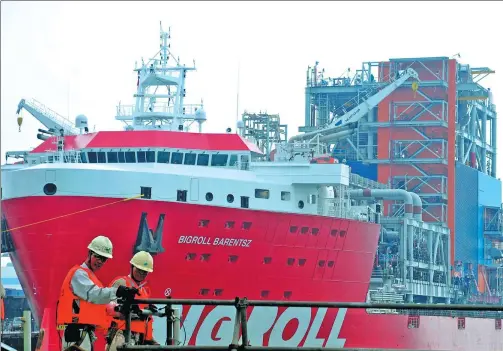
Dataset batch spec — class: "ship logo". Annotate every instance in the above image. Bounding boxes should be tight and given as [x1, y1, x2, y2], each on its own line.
[133, 212, 166, 255]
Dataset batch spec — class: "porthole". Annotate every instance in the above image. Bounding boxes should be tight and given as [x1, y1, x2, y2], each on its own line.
[43, 183, 57, 196]
[298, 200, 304, 209]
[227, 194, 234, 203]
[206, 192, 214, 201]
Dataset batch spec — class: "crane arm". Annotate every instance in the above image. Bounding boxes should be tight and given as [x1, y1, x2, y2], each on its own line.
[16, 98, 79, 135]
[289, 68, 419, 143]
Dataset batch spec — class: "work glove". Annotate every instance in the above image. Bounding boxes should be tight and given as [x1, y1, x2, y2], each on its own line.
[147, 304, 158, 313]
[116, 285, 140, 299]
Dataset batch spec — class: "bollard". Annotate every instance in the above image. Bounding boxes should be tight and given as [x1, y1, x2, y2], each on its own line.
[22, 310, 31, 351]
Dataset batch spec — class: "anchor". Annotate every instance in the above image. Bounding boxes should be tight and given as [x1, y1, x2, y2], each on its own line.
[133, 212, 166, 255]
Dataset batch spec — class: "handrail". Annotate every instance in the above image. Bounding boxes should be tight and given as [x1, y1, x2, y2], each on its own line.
[116, 297, 503, 350]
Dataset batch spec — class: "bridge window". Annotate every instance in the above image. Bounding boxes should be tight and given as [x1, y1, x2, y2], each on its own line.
[281, 191, 291, 201]
[241, 196, 249, 209]
[157, 151, 170, 163]
[118, 152, 126, 163]
[80, 152, 88, 163]
[88, 152, 97, 163]
[184, 153, 197, 165]
[146, 151, 155, 162]
[125, 151, 136, 163]
[197, 154, 209, 166]
[255, 189, 270, 199]
[171, 152, 183, 164]
[107, 152, 118, 163]
[97, 152, 106, 163]
[229, 155, 238, 167]
[137, 151, 147, 163]
[211, 154, 228, 167]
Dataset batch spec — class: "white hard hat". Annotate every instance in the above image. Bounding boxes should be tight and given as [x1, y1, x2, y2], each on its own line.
[87, 235, 113, 258]
[130, 251, 154, 273]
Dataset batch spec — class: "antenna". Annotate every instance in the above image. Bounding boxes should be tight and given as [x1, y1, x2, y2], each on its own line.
[236, 60, 240, 132]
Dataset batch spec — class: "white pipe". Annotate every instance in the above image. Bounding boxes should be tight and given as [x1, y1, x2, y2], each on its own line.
[349, 188, 414, 218]
[318, 129, 356, 143]
[409, 192, 423, 220]
[173, 307, 181, 345]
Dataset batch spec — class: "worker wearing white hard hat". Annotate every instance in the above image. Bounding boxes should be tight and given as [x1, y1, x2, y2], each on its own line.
[105, 251, 159, 350]
[56, 235, 140, 351]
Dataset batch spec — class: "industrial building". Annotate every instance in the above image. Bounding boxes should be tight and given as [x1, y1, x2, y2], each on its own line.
[302, 57, 502, 302]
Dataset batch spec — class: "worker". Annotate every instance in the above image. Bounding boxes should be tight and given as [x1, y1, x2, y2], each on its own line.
[56, 235, 139, 351]
[105, 251, 159, 350]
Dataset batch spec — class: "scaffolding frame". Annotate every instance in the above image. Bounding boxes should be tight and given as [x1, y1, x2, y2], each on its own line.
[242, 112, 288, 156]
[116, 297, 503, 351]
[456, 99, 497, 176]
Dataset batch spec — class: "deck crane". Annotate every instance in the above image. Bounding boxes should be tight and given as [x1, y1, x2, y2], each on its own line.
[289, 68, 420, 145]
[15, 98, 81, 138]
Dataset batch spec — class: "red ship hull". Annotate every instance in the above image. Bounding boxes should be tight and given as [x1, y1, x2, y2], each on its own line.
[2, 196, 502, 350]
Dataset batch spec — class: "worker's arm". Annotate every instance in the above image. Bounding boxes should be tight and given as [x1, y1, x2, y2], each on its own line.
[71, 268, 118, 304]
[110, 278, 128, 290]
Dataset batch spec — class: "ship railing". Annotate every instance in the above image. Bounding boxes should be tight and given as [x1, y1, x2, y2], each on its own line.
[39, 149, 83, 164]
[115, 297, 503, 351]
[349, 173, 390, 190]
[27, 98, 76, 133]
[116, 103, 204, 117]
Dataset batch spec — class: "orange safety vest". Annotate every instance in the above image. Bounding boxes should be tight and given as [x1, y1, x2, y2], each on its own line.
[0, 298, 4, 320]
[107, 275, 153, 341]
[56, 264, 109, 329]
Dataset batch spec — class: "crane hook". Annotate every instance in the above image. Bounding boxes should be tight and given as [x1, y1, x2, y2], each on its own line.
[17, 115, 23, 132]
[411, 81, 419, 98]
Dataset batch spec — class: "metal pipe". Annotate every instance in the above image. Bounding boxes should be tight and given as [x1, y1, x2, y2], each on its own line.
[167, 302, 174, 346]
[173, 308, 181, 346]
[289, 124, 354, 143]
[492, 108, 497, 177]
[23, 310, 31, 351]
[318, 129, 356, 143]
[409, 192, 423, 220]
[125, 307, 132, 344]
[130, 298, 503, 311]
[407, 224, 414, 303]
[349, 188, 414, 218]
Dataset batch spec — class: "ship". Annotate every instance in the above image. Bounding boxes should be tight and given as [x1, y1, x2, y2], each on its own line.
[1, 23, 502, 351]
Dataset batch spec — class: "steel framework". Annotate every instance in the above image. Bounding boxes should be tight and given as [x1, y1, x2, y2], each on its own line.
[377, 217, 451, 303]
[456, 66, 497, 176]
[302, 56, 499, 303]
[116, 297, 503, 350]
[305, 57, 498, 228]
[241, 112, 288, 156]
